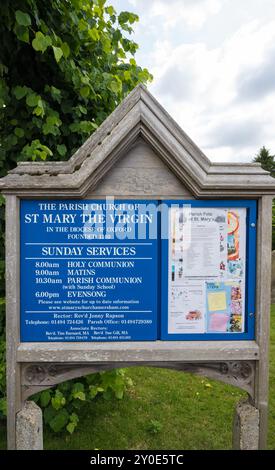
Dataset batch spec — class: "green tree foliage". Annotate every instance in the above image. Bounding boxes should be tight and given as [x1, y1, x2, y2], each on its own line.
[253, 146, 275, 178]
[0, 0, 152, 427]
[0, 0, 152, 289]
[0, 0, 152, 172]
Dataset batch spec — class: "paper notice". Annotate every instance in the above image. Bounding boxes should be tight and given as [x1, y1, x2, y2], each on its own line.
[207, 291, 227, 311]
[208, 313, 229, 332]
[167, 206, 247, 335]
[168, 281, 205, 334]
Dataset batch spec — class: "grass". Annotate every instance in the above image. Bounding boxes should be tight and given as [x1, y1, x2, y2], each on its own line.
[0, 308, 274, 450]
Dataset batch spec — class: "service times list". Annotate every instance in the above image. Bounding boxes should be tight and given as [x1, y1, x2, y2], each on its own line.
[20, 200, 158, 342]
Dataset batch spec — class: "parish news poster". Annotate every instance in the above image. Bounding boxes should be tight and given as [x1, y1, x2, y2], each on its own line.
[168, 206, 247, 334]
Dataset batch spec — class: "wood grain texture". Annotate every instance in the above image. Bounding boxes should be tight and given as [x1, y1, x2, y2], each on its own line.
[254, 196, 273, 449]
[0, 85, 275, 196]
[17, 340, 259, 363]
[5, 196, 21, 449]
[88, 139, 191, 196]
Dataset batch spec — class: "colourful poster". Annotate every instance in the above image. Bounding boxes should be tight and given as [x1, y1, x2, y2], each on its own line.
[168, 206, 246, 335]
[206, 281, 244, 333]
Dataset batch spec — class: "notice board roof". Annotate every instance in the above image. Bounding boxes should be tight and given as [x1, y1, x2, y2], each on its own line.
[0, 84, 274, 197]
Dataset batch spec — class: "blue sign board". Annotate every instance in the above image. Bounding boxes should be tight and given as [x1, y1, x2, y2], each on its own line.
[20, 200, 158, 342]
[20, 198, 256, 342]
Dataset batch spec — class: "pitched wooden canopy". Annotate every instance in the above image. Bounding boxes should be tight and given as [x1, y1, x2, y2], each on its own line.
[1, 84, 274, 197]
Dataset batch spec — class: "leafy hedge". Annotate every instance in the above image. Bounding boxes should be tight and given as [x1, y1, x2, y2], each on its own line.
[32, 369, 133, 434]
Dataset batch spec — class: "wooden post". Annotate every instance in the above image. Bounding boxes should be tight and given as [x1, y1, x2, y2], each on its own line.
[254, 196, 273, 449]
[5, 196, 22, 449]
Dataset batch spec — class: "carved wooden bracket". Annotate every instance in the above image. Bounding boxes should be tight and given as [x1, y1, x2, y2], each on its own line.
[21, 360, 255, 402]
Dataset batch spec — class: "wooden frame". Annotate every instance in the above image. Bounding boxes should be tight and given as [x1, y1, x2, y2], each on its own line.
[1, 84, 274, 449]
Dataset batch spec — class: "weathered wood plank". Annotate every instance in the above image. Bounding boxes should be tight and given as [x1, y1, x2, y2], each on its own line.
[17, 340, 259, 363]
[5, 196, 21, 450]
[254, 196, 273, 449]
[88, 140, 191, 196]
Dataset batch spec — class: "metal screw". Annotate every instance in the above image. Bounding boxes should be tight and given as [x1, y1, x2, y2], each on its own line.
[251, 223, 256, 228]
[249, 312, 254, 317]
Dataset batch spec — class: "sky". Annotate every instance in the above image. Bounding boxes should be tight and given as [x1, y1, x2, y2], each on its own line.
[111, 0, 275, 163]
